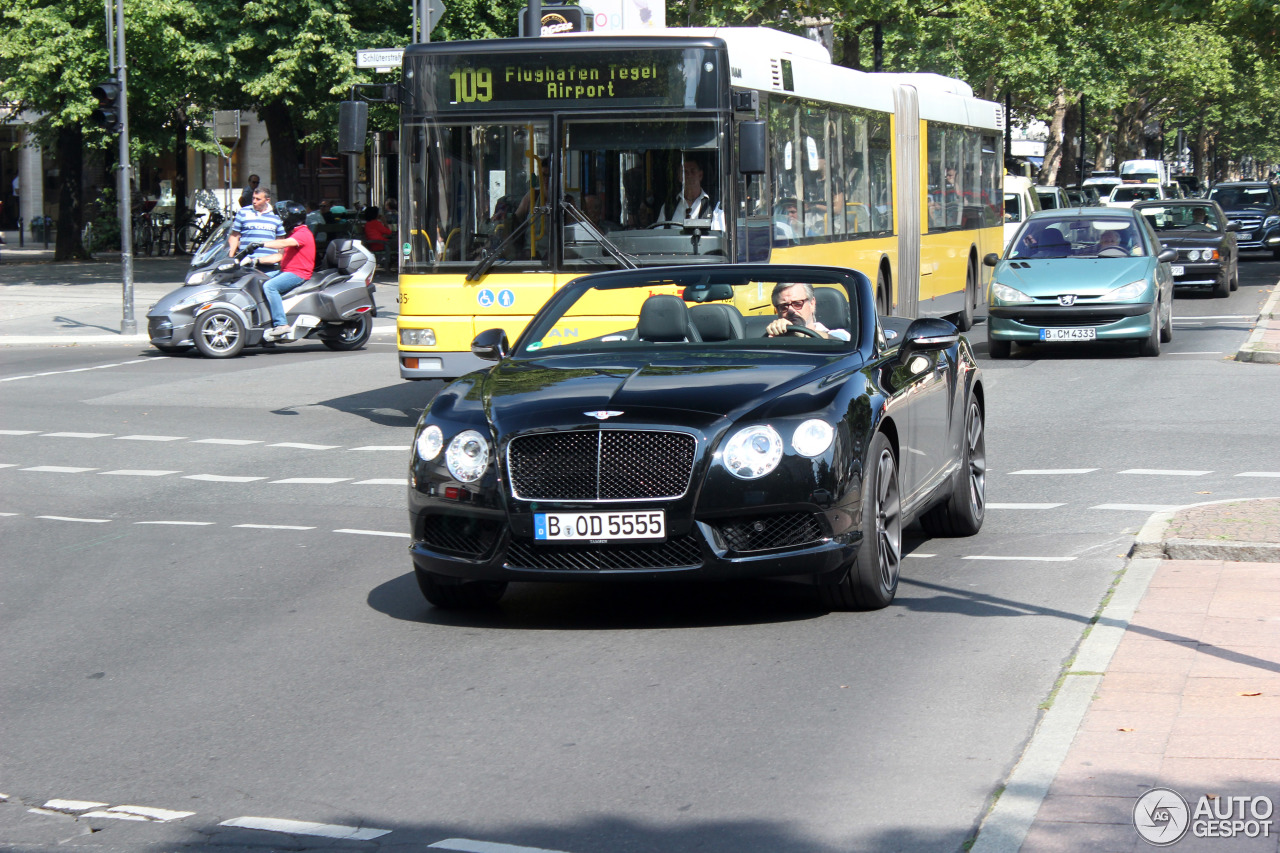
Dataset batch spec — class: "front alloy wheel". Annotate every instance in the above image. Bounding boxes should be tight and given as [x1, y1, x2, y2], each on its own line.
[818, 431, 901, 610]
[193, 309, 246, 358]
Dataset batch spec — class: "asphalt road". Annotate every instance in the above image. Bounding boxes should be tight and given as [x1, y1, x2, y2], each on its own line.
[2, 258, 1279, 853]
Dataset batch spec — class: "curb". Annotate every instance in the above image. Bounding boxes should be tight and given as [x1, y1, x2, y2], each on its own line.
[971, 496, 1280, 852]
[1235, 281, 1280, 363]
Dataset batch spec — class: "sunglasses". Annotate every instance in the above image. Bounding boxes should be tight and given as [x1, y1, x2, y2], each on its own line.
[774, 298, 810, 313]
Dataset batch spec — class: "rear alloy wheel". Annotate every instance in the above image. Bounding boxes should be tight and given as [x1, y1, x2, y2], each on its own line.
[414, 567, 506, 609]
[193, 309, 246, 358]
[818, 432, 901, 610]
[920, 399, 986, 537]
[1138, 301, 1162, 357]
[320, 315, 373, 351]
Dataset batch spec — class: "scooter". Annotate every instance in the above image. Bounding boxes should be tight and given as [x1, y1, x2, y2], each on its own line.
[147, 238, 378, 358]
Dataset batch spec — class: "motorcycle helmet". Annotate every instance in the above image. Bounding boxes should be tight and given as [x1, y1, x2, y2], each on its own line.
[278, 200, 308, 231]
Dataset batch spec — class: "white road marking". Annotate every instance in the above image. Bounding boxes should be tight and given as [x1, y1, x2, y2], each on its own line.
[905, 553, 936, 559]
[962, 555, 1076, 562]
[234, 524, 316, 531]
[219, 817, 391, 841]
[43, 799, 108, 812]
[37, 515, 111, 523]
[183, 474, 266, 483]
[1173, 314, 1253, 320]
[1009, 468, 1097, 475]
[349, 445, 410, 451]
[429, 839, 576, 853]
[987, 503, 1065, 509]
[81, 810, 149, 822]
[0, 463, 18, 469]
[1091, 503, 1183, 511]
[334, 528, 411, 538]
[85, 805, 194, 822]
[115, 434, 185, 442]
[41, 432, 112, 438]
[0, 429, 39, 435]
[0, 511, 18, 516]
[135, 520, 215, 526]
[22, 466, 98, 473]
[270, 477, 352, 484]
[191, 438, 262, 446]
[101, 469, 180, 476]
[1167, 351, 1222, 355]
[1120, 468, 1210, 476]
[354, 478, 407, 485]
[269, 442, 339, 450]
[1236, 471, 1280, 477]
[0, 359, 157, 383]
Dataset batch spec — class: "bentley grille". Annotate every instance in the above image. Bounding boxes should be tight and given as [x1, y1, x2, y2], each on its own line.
[506, 535, 704, 571]
[717, 512, 826, 553]
[507, 430, 697, 501]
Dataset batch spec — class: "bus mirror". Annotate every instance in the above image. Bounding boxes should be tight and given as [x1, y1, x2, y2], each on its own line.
[338, 101, 368, 155]
[738, 121, 766, 175]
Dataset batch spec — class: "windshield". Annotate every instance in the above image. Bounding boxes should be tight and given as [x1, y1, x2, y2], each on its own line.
[1111, 186, 1159, 202]
[559, 118, 725, 270]
[1009, 218, 1149, 259]
[403, 121, 552, 272]
[1208, 186, 1274, 210]
[515, 269, 860, 356]
[190, 220, 234, 268]
[1139, 205, 1220, 232]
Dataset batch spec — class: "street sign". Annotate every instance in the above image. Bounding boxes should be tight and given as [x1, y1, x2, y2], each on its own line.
[357, 49, 405, 70]
[426, 0, 446, 31]
[213, 110, 240, 139]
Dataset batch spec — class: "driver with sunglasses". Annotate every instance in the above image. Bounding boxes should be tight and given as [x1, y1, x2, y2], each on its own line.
[765, 282, 851, 340]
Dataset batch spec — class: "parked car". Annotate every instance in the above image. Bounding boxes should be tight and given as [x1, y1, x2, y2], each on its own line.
[408, 264, 986, 610]
[1133, 199, 1238, 298]
[1034, 185, 1072, 211]
[1103, 183, 1172, 208]
[1205, 181, 1280, 259]
[985, 208, 1176, 358]
[1004, 174, 1041, 249]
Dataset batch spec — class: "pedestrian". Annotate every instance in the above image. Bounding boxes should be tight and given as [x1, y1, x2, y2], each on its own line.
[227, 186, 283, 262]
[238, 174, 260, 209]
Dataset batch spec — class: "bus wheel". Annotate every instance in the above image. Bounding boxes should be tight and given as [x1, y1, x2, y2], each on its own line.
[876, 269, 889, 316]
[955, 260, 976, 331]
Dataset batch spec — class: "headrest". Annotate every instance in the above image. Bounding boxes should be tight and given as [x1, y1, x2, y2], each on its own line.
[637, 295, 700, 343]
[689, 304, 744, 342]
[813, 287, 850, 334]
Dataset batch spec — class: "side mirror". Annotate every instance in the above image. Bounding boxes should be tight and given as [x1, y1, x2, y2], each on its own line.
[338, 101, 368, 155]
[898, 317, 959, 365]
[471, 328, 509, 362]
[1225, 221, 1240, 232]
[738, 120, 766, 176]
[1157, 248, 1177, 263]
[983, 252, 1000, 267]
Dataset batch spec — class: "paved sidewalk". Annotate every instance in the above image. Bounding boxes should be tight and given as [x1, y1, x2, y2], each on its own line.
[975, 499, 1280, 852]
[1237, 282, 1280, 364]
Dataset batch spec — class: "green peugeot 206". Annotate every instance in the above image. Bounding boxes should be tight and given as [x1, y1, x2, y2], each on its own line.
[984, 207, 1177, 358]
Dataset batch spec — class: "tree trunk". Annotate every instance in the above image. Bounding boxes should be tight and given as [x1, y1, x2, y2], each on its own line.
[1194, 126, 1212, 186]
[174, 110, 189, 241]
[835, 27, 861, 70]
[1059, 99, 1080, 186]
[1037, 86, 1067, 185]
[55, 125, 89, 261]
[262, 99, 301, 202]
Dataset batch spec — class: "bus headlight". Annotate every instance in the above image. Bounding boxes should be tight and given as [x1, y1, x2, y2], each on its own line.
[446, 430, 490, 482]
[401, 328, 436, 346]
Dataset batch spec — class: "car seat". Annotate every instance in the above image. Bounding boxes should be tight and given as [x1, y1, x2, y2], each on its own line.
[637, 295, 702, 343]
[689, 304, 744, 341]
[813, 287, 851, 334]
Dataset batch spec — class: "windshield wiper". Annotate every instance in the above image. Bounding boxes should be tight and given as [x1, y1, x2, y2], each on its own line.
[561, 199, 638, 270]
[465, 208, 546, 282]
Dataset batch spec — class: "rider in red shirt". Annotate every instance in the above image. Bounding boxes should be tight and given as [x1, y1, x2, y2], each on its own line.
[256, 201, 316, 339]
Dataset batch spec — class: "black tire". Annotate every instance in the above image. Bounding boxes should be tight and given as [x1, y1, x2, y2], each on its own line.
[876, 268, 889, 316]
[1138, 302, 1161, 357]
[1230, 265, 1239, 291]
[1212, 270, 1230, 298]
[919, 399, 986, 537]
[1272, 247, 1280, 260]
[151, 343, 193, 354]
[156, 226, 172, 256]
[988, 334, 1011, 359]
[320, 315, 373, 351]
[817, 432, 901, 610]
[177, 223, 201, 255]
[955, 259, 976, 331]
[414, 566, 506, 609]
[192, 309, 246, 358]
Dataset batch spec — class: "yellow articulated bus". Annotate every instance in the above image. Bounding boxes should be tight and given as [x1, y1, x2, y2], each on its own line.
[390, 26, 1004, 379]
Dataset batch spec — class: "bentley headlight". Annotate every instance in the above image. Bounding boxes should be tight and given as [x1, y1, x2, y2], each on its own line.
[415, 424, 443, 461]
[991, 282, 1033, 304]
[723, 425, 783, 480]
[445, 429, 490, 482]
[1102, 280, 1148, 301]
[792, 419, 835, 458]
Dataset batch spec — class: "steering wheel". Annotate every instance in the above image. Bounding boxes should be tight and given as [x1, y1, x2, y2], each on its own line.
[785, 324, 823, 338]
[1097, 247, 1128, 258]
[647, 221, 684, 230]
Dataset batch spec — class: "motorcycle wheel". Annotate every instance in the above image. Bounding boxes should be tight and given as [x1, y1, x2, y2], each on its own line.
[321, 315, 373, 351]
[193, 309, 246, 358]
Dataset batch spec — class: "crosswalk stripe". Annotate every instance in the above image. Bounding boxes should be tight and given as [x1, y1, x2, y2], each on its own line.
[1091, 503, 1183, 511]
[1120, 468, 1210, 476]
[219, 817, 391, 841]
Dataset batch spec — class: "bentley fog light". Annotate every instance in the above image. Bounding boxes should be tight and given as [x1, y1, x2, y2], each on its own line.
[415, 424, 443, 461]
[445, 429, 490, 482]
[991, 282, 1033, 304]
[1102, 280, 1147, 301]
[723, 425, 783, 480]
[792, 419, 835, 457]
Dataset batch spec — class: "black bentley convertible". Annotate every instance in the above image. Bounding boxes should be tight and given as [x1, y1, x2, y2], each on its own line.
[408, 265, 986, 610]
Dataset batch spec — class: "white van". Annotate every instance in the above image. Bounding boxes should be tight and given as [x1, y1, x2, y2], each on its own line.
[1119, 159, 1170, 186]
[1003, 174, 1041, 250]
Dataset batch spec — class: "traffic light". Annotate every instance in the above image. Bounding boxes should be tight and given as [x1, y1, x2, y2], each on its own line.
[91, 79, 122, 132]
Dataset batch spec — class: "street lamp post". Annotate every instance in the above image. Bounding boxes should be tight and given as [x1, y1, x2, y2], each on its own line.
[104, 0, 135, 334]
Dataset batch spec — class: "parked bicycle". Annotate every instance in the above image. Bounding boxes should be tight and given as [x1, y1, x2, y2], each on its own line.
[176, 189, 230, 255]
